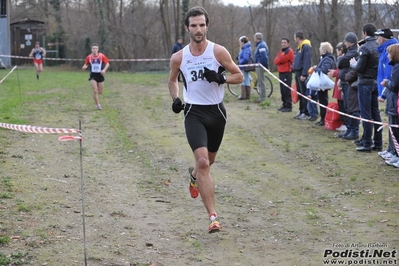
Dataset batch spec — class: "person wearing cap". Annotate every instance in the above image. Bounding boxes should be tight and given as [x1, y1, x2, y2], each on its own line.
[237, 36, 253, 100]
[350, 23, 382, 152]
[375, 29, 399, 163]
[29, 41, 46, 80]
[376, 29, 398, 99]
[337, 32, 360, 140]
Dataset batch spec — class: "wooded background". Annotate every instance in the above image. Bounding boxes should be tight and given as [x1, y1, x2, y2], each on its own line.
[9, 0, 399, 71]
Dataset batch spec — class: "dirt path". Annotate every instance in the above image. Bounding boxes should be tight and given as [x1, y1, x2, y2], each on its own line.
[1, 71, 398, 266]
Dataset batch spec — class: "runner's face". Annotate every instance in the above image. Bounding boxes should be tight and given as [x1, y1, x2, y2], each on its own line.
[186, 15, 207, 44]
[91, 46, 99, 55]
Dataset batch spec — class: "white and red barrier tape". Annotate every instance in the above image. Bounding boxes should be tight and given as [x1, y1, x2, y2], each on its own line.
[0, 54, 169, 62]
[0, 65, 17, 84]
[0, 123, 81, 141]
[255, 64, 399, 130]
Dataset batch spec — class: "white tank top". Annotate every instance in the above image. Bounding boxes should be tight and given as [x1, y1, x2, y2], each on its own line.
[180, 41, 224, 105]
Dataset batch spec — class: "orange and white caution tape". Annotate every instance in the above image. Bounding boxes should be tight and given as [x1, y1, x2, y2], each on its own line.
[0, 65, 17, 84]
[0, 54, 169, 62]
[262, 66, 399, 129]
[0, 123, 80, 134]
[0, 123, 82, 142]
[58, 135, 82, 141]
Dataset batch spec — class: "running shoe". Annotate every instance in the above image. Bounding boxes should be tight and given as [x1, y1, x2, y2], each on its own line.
[208, 215, 221, 233]
[188, 167, 199, 198]
[97, 104, 102, 110]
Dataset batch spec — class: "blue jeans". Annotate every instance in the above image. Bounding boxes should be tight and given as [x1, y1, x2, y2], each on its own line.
[307, 93, 319, 118]
[357, 83, 382, 147]
[241, 70, 250, 86]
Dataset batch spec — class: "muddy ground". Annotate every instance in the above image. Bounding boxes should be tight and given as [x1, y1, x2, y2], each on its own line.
[0, 68, 398, 266]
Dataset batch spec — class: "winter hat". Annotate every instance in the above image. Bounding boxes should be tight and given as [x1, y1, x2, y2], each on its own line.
[374, 29, 394, 39]
[344, 32, 358, 44]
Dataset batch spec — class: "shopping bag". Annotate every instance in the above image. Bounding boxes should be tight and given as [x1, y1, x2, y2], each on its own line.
[324, 102, 343, 130]
[319, 72, 335, 91]
[306, 73, 320, 91]
[291, 82, 299, 104]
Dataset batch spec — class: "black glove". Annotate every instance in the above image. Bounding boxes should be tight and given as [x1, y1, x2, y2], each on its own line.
[203, 66, 226, 85]
[172, 97, 184, 113]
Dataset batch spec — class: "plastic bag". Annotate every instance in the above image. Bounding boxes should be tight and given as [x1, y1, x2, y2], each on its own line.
[306, 72, 320, 91]
[306, 71, 334, 91]
[319, 72, 335, 91]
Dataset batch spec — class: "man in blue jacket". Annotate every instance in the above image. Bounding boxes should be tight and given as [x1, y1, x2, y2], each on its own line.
[253, 32, 269, 103]
[292, 31, 312, 120]
[375, 28, 399, 161]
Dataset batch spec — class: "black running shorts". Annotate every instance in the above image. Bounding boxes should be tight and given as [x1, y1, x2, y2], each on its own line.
[184, 103, 227, 153]
[89, 73, 105, 83]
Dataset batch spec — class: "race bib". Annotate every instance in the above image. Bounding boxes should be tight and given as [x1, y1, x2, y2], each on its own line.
[90, 56, 102, 73]
[91, 63, 101, 73]
[35, 53, 41, 60]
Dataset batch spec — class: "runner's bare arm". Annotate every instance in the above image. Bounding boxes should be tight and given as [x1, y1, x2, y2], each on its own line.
[29, 49, 34, 57]
[41, 48, 46, 57]
[214, 44, 243, 84]
[168, 51, 183, 100]
[101, 62, 110, 75]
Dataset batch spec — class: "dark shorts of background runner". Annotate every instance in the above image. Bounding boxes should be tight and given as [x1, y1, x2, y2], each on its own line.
[89, 73, 105, 83]
[184, 103, 227, 153]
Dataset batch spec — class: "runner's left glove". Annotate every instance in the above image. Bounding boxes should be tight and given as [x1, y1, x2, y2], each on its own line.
[172, 97, 185, 113]
[203, 67, 226, 85]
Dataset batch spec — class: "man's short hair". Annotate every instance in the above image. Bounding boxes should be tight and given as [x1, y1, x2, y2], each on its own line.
[363, 23, 377, 37]
[295, 31, 304, 40]
[184, 6, 209, 27]
[281, 37, 290, 43]
[254, 32, 263, 40]
[91, 43, 99, 47]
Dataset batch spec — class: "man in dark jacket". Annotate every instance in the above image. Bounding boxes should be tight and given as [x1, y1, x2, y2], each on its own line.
[292, 31, 312, 120]
[253, 32, 270, 103]
[351, 23, 382, 152]
[338, 32, 359, 139]
[171, 37, 184, 82]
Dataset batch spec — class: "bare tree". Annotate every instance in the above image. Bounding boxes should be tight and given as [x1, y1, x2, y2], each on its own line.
[159, 0, 172, 54]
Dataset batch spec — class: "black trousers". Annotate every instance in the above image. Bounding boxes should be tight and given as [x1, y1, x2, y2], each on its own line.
[295, 71, 308, 115]
[279, 72, 292, 109]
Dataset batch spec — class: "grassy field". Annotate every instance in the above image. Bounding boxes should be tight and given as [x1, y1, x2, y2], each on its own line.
[0, 66, 398, 266]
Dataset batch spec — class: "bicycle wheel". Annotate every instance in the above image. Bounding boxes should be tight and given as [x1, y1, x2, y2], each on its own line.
[249, 71, 260, 95]
[264, 74, 273, 97]
[252, 72, 274, 97]
[227, 83, 241, 97]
